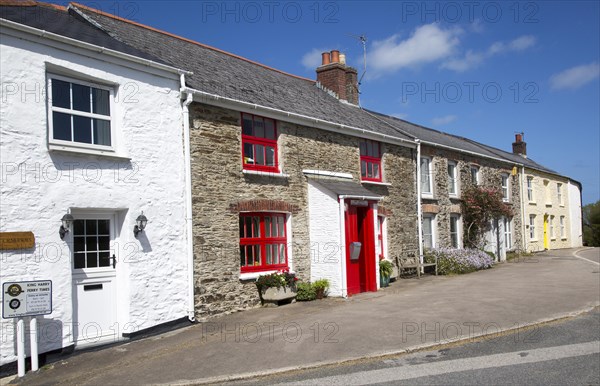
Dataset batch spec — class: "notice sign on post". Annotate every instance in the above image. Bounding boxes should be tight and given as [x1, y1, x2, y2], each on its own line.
[2, 281, 52, 318]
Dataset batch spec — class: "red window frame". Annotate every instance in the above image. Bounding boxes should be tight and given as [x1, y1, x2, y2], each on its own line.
[239, 212, 288, 273]
[241, 113, 278, 172]
[360, 139, 382, 182]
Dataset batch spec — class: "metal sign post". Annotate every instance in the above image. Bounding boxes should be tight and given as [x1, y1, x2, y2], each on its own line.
[2, 281, 52, 377]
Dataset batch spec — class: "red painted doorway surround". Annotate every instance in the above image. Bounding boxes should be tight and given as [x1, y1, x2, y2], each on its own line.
[344, 201, 377, 295]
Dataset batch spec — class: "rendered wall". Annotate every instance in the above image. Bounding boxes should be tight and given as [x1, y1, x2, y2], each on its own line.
[0, 32, 187, 365]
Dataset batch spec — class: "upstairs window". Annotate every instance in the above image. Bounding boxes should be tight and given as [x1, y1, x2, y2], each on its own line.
[360, 139, 382, 182]
[527, 177, 534, 202]
[470, 166, 479, 185]
[421, 157, 433, 195]
[241, 113, 278, 172]
[49, 76, 113, 149]
[501, 174, 510, 202]
[448, 161, 458, 196]
[239, 213, 287, 273]
[557, 183, 563, 205]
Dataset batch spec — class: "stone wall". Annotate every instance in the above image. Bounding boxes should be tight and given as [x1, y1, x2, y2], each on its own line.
[421, 146, 522, 252]
[189, 103, 417, 319]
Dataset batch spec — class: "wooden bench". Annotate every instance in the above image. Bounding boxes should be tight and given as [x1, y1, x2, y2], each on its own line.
[396, 254, 438, 278]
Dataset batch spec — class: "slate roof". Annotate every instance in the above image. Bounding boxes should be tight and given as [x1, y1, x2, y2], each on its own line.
[0, 1, 571, 180]
[0, 2, 168, 65]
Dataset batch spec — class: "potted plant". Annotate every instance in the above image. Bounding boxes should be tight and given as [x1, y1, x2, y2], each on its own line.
[379, 259, 394, 288]
[255, 268, 298, 306]
[312, 279, 330, 299]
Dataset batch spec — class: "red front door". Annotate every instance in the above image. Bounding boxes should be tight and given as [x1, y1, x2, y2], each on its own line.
[345, 202, 377, 295]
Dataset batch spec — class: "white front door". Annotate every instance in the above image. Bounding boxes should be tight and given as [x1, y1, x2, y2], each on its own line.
[71, 214, 118, 346]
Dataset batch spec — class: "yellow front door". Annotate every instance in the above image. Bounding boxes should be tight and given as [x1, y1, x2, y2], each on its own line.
[543, 215, 549, 249]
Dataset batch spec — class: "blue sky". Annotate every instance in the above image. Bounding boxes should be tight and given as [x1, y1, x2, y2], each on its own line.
[63, 1, 599, 204]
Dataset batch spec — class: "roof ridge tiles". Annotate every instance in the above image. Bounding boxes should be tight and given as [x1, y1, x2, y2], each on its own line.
[0, 0, 66, 11]
[69, 2, 316, 84]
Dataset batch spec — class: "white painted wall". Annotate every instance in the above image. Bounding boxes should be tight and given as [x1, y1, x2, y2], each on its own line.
[568, 181, 583, 247]
[0, 31, 187, 365]
[307, 181, 343, 297]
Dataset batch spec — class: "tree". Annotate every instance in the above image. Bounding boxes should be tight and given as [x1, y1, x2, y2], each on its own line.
[583, 200, 600, 246]
[462, 186, 513, 249]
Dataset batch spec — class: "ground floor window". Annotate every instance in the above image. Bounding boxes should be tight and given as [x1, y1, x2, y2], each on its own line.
[503, 217, 513, 250]
[450, 215, 461, 248]
[422, 214, 436, 249]
[239, 212, 287, 272]
[529, 215, 536, 240]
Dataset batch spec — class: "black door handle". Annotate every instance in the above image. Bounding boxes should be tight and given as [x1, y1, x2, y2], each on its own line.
[111, 254, 117, 269]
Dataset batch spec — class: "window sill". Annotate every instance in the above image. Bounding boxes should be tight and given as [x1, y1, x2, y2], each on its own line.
[361, 180, 392, 186]
[239, 270, 294, 281]
[242, 169, 289, 178]
[49, 144, 131, 160]
[528, 201, 536, 205]
[545, 202, 553, 207]
[503, 199, 510, 203]
[421, 193, 435, 199]
[303, 169, 353, 179]
[561, 237, 568, 241]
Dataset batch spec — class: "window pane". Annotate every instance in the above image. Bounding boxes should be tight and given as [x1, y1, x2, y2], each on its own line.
[243, 143, 254, 164]
[253, 116, 265, 138]
[367, 162, 373, 178]
[373, 162, 380, 179]
[361, 160, 367, 178]
[93, 119, 111, 146]
[86, 236, 97, 252]
[98, 236, 110, 251]
[74, 237, 85, 252]
[51, 79, 70, 109]
[242, 114, 253, 136]
[92, 88, 110, 115]
[372, 142, 379, 157]
[240, 246, 246, 267]
[86, 220, 97, 235]
[72, 84, 91, 112]
[278, 216, 284, 237]
[99, 252, 110, 267]
[264, 119, 275, 140]
[253, 245, 261, 265]
[73, 116, 92, 144]
[86, 252, 98, 268]
[367, 141, 373, 157]
[243, 217, 251, 238]
[74, 253, 86, 269]
[266, 244, 272, 265]
[97, 220, 110, 235]
[74, 219, 84, 234]
[265, 146, 275, 166]
[53, 112, 72, 141]
[359, 141, 367, 156]
[254, 144, 265, 165]
[265, 217, 271, 237]
[252, 217, 260, 237]
[279, 244, 286, 264]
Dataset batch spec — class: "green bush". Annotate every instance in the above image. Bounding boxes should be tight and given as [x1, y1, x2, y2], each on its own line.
[296, 282, 316, 301]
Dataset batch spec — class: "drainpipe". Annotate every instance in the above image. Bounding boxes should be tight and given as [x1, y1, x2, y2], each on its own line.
[416, 141, 423, 264]
[519, 166, 526, 253]
[181, 74, 195, 322]
[339, 198, 347, 297]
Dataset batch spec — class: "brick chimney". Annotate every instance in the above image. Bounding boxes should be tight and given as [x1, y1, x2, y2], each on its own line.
[316, 50, 359, 105]
[512, 133, 527, 158]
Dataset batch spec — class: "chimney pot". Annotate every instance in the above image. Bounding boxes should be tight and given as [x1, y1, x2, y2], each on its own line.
[330, 50, 340, 63]
[339, 53, 346, 65]
[515, 133, 522, 143]
[321, 52, 331, 66]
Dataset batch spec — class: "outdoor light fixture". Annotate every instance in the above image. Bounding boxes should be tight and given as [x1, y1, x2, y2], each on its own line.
[59, 213, 74, 239]
[134, 212, 148, 238]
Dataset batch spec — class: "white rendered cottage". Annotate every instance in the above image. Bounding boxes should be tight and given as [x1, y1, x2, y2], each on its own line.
[0, 4, 193, 367]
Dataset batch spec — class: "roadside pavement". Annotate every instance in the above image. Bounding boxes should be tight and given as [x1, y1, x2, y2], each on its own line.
[7, 247, 600, 385]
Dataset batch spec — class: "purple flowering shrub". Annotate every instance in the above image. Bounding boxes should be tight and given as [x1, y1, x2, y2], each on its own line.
[425, 248, 494, 275]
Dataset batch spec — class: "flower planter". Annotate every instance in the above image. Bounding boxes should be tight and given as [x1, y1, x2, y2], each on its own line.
[260, 286, 297, 306]
[380, 272, 390, 288]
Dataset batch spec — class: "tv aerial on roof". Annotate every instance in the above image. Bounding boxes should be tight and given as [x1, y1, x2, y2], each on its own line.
[348, 33, 368, 92]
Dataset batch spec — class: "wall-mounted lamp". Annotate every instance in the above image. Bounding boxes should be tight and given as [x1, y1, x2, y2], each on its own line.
[134, 212, 148, 238]
[59, 213, 74, 239]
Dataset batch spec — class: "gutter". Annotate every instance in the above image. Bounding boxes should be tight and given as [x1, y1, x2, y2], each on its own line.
[181, 77, 195, 322]
[182, 87, 417, 149]
[0, 18, 191, 77]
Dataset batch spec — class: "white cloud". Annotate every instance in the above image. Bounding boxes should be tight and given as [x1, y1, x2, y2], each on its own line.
[369, 24, 462, 74]
[442, 35, 536, 72]
[301, 48, 328, 70]
[550, 62, 600, 90]
[431, 115, 457, 126]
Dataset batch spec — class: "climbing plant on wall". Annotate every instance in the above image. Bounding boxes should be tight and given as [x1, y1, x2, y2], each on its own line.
[462, 186, 513, 248]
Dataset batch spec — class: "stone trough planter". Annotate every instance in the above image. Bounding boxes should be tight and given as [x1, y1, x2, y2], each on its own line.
[260, 286, 297, 307]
